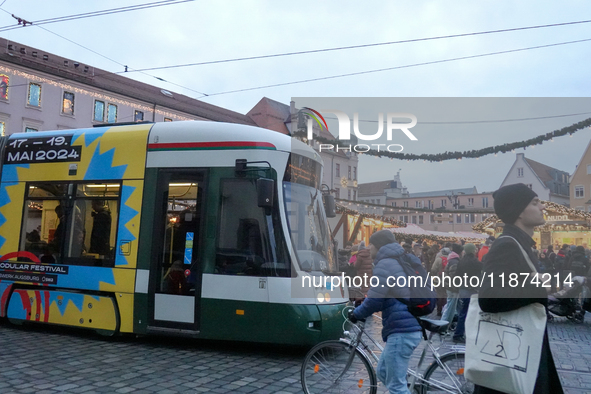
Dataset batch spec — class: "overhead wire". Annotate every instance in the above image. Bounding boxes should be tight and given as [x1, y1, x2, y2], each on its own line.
[113, 18, 591, 73]
[0, 2, 209, 96]
[0, 5, 588, 101]
[200, 37, 591, 97]
[0, 0, 195, 32]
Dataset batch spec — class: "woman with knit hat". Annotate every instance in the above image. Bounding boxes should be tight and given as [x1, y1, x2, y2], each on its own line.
[473, 183, 563, 394]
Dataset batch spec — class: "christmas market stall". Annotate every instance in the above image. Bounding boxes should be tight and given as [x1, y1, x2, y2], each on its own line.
[473, 200, 591, 249]
[330, 204, 489, 247]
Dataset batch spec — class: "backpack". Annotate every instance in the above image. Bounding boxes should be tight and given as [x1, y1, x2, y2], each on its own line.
[396, 256, 438, 317]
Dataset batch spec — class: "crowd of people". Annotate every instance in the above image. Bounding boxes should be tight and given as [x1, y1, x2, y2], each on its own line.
[343, 183, 591, 393]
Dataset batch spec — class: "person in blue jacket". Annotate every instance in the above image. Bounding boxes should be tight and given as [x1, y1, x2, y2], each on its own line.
[349, 230, 422, 394]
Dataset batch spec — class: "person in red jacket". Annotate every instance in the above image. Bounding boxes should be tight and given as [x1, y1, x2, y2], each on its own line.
[477, 236, 495, 262]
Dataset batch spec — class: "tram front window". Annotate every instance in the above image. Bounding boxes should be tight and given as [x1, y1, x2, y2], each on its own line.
[283, 182, 337, 273]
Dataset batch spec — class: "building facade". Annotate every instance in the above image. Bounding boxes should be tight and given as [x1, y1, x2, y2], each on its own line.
[357, 172, 408, 215]
[500, 153, 570, 206]
[0, 38, 255, 135]
[570, 139, 591, 212]
[384, 187, 495, 232]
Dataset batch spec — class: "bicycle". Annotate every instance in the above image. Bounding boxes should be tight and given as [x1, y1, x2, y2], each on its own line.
[301, 308, 473, 393]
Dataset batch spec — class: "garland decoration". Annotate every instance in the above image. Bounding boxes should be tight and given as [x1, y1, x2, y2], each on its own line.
[336, 203, 407, 228]
[293, 116, 591, 161]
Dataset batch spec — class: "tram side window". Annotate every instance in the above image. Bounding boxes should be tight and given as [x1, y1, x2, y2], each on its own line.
[20, 184, 67, 263]
[215, 178, 291, 277]
[20, 182, 119, 266]
[74, 184, 119, 264]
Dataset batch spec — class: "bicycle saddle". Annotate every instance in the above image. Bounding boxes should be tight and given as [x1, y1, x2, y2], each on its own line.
[419, 317, 449, 334]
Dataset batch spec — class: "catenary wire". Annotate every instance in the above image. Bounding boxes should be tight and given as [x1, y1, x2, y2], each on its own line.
[116, 19, 591, 73]
[200, 37, 591, 97]
[0, 0, 194, 32]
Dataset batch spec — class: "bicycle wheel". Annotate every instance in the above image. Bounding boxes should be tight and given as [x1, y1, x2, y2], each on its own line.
[301, 340, 377, 394]
[421, 352, 473, 394]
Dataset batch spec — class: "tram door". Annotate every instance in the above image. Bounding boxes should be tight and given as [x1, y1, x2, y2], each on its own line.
[151, 170, 205, 330]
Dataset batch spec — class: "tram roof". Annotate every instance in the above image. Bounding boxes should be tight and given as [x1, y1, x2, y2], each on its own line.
[149, 121, 323, 164]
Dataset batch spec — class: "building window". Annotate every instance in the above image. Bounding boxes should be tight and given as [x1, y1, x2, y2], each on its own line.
[403, 201, 408, 207]
[107, 104, 118, 123]
[391, 201, 396, 207]
[430, 214, 435, 224]
[62, 92, 75, 115]
[482, 197, 489, 208]
[428, 200, 433, 209]
[335, 163, 340, 177]
[164, 118, 173, 122]
[353, 190, 356, 200]
[28, 83, 41, 107]
[467, 198, 474, 206]
[134, 110, 144, 122]
[517, 168, 524, 177]
[93, 100, 105, 122]
[348, 166, 351, 180]
[348, 189, 351, 200]
[456, 214, 462, 224]
[441, 199, 446, 207]
[412, 216, 417, 224]
[587, 164, 591, 175]
[335, 188, 340, 198]
[0, 74, 9, 100]
[575, 185, 584, 198]
[353, 167, 357, 180]
[482, 214, 488, 221]
[418, 215, 423, 225]
[415, 201, 422, 208]
[25, 127, 38, 133]
[465, 213, 476, 223]
[0, 121, 4, 136]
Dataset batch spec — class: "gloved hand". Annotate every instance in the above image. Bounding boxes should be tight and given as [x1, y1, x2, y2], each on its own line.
[347, 310, 359, 323]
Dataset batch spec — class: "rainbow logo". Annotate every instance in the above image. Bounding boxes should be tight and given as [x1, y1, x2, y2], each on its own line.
[300, 107, 329, 134]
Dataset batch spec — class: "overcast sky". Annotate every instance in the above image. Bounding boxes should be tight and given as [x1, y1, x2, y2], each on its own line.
[1, 1, 590, 192]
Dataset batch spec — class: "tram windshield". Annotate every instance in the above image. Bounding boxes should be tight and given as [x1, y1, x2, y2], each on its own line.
[283, 154, 337, 273]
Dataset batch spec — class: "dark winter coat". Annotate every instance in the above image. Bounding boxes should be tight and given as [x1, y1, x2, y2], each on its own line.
[568, 251, 590, 277]
[353, 242, 421, 342]
[443, 252, 460, 292]
[454, 253, 483, 291]
[475, 224, 563, 394]
[354, 248, 373, 296]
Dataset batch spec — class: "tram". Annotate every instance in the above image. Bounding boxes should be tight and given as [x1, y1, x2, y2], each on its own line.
[0, 121, 347, 345]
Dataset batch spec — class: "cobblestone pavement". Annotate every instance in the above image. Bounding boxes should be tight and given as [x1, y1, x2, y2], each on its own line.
[1, 313, 591, 393]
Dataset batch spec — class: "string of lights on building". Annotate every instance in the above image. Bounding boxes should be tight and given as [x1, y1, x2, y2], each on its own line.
[0, 65, 193, 121]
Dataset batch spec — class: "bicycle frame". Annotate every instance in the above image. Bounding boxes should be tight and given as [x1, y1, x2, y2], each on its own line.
[342, 319, 467, 393]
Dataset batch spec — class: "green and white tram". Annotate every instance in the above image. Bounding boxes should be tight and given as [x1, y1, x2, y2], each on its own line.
[0, 121, 347, 345]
